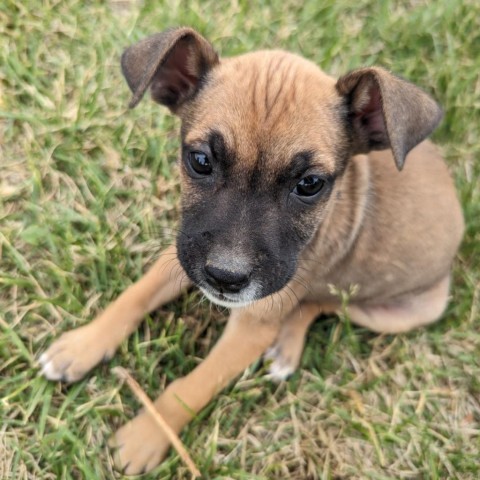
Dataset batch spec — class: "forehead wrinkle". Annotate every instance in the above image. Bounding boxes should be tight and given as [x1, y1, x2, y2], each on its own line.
[263, 56, 301, 131]
[185, 51, 341, 174]
[263, 55, 288, 120]
[250, 65, 260, 118]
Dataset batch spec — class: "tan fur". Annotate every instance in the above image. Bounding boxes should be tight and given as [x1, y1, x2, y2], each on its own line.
[40, 28, 464, 475]
[183, 51, 343, 175]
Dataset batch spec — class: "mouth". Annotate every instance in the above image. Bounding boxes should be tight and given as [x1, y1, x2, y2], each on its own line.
[199, 284, 258, 308]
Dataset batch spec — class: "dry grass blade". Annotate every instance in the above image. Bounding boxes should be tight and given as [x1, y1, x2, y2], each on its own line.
[112, 367, 201, 478]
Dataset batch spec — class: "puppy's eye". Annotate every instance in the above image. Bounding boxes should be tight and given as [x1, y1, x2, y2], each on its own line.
[189, 151, 212, 176]
[294, 175, 325, 197]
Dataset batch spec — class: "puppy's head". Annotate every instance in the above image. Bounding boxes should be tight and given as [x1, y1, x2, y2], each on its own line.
[121, 27, 442, 307]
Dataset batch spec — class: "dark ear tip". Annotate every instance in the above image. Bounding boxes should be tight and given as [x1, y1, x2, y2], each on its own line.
[128, 97, 141, 109]
[120, 49, 134, 89]
[392, 145, 406, 171]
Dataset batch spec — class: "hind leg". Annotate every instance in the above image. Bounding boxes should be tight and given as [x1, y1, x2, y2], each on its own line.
[347, 275, 451, 334]
[264, 302, 328, 380]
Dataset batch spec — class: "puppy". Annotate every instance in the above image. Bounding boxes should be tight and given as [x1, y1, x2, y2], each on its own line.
[39, 27, 464, 474]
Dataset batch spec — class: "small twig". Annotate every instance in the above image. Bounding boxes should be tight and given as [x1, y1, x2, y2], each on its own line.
[112, 367, 201, 478]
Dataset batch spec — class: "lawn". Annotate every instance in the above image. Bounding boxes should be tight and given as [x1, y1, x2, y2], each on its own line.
[1, 0, 479, 479]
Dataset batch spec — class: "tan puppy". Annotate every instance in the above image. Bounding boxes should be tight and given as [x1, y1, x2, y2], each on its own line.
[39, 27, 464, 474]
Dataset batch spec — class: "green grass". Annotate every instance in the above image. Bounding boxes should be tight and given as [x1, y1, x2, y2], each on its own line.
[1, 0, 479, 478]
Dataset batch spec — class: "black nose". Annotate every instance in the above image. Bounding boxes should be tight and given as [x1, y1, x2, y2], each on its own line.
[204, 265, 250, 293]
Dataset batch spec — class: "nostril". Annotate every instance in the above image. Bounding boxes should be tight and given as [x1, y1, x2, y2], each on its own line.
[204, 265, 250, 292]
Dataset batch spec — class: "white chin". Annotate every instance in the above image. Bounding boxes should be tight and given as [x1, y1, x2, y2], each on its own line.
[200, 288, 255, 308]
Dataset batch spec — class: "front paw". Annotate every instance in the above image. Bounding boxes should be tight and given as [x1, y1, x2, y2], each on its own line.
[263, 328, 306, 381]
[39, 325, 116, 382]
[109, 411, 172, 475]
[264, 344, 298, 381]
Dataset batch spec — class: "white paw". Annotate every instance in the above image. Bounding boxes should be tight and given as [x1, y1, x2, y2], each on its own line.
[263, 346, 296, 381]
[38, 326, 116, 383]
[39, 353, 66, 381]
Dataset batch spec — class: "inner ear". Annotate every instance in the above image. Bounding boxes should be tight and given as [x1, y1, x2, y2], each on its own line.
[351, 80, 389, 150]
[346, 75, 390, 154]
[337, 67, 443, 170]
[150, 37, 207, 108]
[121, 28, 219, 110]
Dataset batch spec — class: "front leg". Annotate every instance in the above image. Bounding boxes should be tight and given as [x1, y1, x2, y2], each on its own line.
[39, 245, 190, 382]
[264, 302, 325, 380]
[110, 296, 296, 475]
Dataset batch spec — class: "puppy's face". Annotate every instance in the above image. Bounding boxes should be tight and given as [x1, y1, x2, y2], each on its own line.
[176, 52, 347, 307]
[121, 28, 442, 307]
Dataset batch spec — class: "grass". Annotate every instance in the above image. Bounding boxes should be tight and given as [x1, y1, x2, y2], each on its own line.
[1, 0, 479, 478]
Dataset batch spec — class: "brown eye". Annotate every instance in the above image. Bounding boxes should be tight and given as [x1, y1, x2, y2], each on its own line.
[294, 175, 325, 197]
[189, 151, 212, 175]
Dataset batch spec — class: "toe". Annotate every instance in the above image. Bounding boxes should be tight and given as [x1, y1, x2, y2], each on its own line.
[40, 360, 64, 381]
[39, 326, 117, 383]
[266, 360, 295, 381]
[264, 345, 297, 381]
[113, 442, 149, 476]
[110, 413, 173, 474]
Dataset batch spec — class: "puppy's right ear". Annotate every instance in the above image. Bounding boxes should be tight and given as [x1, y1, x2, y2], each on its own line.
[336, 67, 443, 171]
[121, 27, 219, 110]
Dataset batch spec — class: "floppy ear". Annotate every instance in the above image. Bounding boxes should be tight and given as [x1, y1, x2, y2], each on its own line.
[336, 67, 443, 170]
[121, 27, 219, 110]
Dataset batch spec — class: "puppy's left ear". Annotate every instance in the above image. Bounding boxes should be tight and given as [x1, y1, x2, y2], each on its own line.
[336, 67, 443, 170]
[121, 27, 219, 110]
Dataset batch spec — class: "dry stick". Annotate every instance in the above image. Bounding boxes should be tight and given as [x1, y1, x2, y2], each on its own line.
[112, 366, 201, 478]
